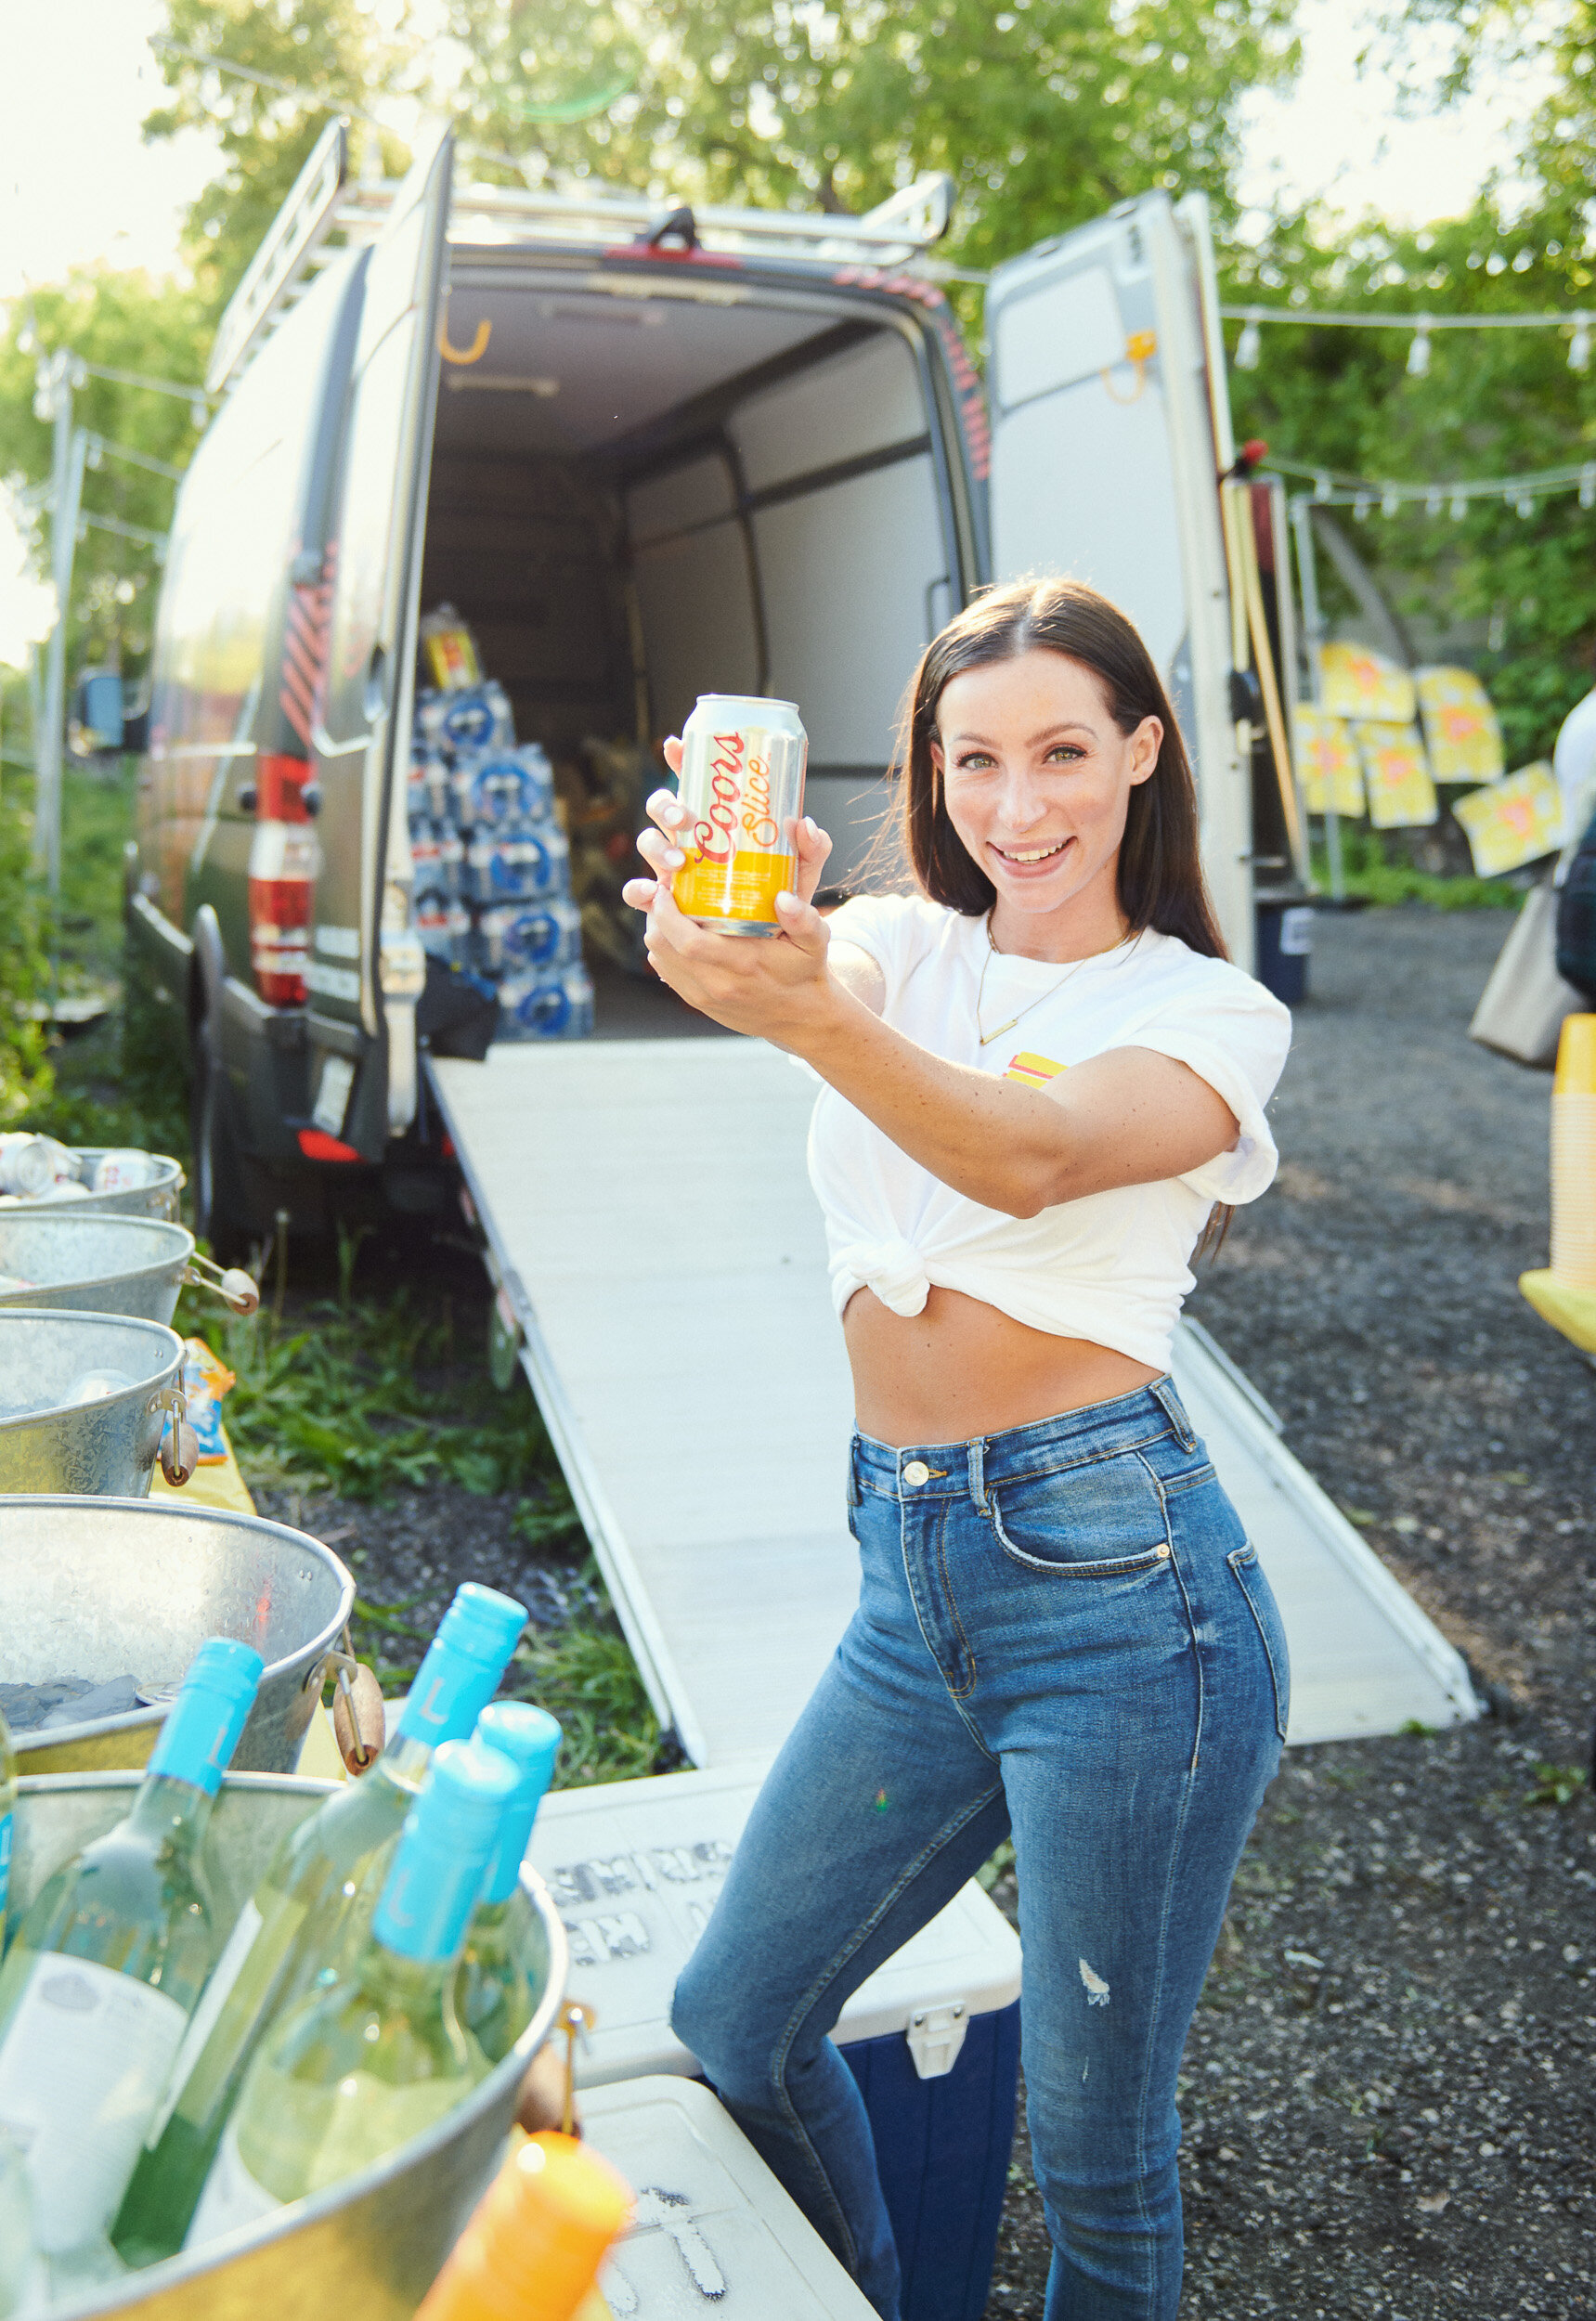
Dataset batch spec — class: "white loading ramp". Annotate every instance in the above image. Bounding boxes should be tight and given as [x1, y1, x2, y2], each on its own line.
[429, 1035, 1480, 1769]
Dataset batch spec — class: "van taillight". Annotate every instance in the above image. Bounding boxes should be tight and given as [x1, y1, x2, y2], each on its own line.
[248, 754, 318, 1006]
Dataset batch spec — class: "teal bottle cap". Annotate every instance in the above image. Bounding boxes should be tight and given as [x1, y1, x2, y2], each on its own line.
[397, 1584, 527, 1749]
[474, 1703, 562, 1905]
[374, 1738, 521, 1964]
[148, 1636, 266, 1796]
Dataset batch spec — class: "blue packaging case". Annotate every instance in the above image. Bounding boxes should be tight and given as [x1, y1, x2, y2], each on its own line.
[416, 681, 515, 759]
[527, 1765, 1022, 2321]
[462, 825, 571, 902]
[455, 745, 555, 829]
[475, 899, 583, 977]
[498, 964, 594, 1041]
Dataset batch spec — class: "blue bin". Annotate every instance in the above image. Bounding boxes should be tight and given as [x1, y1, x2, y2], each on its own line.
[1255, 899, 1313, 1006]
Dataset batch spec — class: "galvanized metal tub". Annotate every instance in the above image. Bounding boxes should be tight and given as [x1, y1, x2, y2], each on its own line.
[0, 1215, 194, 1326]
[0, 1311, 183, 1497]
[7, 1148, 187, 1224]
[12, 1771, 567, 2321]
[0, 1498, 356, 1774]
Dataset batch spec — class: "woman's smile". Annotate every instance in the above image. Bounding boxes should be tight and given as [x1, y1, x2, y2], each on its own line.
[989, 832, 1077, 872]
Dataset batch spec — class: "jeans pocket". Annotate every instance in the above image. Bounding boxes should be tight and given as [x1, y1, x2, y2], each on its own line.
[988, 1451, 1173, 1576]
[1227, 1543, 1291, 1742]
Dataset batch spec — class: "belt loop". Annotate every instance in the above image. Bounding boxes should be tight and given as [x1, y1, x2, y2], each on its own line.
[847, 1435, 862, 1508]
[1151, 1375, 1197, 1452]
[967, 1437, 987, 1516]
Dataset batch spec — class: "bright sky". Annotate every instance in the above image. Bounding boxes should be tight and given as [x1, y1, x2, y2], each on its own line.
[0, 0, 1564, 304]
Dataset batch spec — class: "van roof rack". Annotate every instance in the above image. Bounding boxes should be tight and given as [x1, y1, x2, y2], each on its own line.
[339, 170, 955, 268]
[209, 127, 954, 395]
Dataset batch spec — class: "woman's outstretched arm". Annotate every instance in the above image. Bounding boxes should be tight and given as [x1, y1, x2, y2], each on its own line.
[628, 806, 1236, 1219]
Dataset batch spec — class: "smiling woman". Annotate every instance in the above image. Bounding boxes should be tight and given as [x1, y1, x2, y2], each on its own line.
[624, 578, 1294, 2321]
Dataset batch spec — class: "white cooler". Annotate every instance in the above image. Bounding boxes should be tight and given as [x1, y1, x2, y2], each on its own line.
[529, 1765, 1022, 2321]
[582, 2076, 879, 2317]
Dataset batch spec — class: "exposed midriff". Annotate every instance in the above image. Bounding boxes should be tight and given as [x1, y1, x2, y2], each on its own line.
[843, 1282, 1161, 1449]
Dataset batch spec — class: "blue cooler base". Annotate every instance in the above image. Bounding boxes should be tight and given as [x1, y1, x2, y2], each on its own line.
[844, 1997, 1022, 2321]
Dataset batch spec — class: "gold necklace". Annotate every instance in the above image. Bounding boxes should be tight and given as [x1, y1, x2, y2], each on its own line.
[975, 920, 1120, 1048]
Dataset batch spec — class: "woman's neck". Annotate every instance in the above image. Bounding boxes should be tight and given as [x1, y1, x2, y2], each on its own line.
[988, 895, 1131, 964]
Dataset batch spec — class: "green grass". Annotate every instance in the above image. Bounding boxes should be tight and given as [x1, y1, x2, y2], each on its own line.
[188, 1270, 562, 1505]
[1312, 827, 1521, 911]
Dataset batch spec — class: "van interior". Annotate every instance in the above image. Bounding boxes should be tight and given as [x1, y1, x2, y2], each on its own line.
[415, 262, 957, 1015]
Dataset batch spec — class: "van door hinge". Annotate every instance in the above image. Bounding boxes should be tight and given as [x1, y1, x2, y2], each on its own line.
[905, 2000, 967, 2080]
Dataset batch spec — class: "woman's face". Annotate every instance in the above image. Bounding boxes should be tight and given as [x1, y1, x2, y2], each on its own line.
[930, 649, 1161, 931]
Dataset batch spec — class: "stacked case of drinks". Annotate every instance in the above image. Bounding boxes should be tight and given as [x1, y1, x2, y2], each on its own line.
[410, 607, 593, 1043]
[0, 1582, 617, 2310]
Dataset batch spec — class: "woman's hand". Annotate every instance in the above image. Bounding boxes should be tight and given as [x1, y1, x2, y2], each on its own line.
[621, 740, 841, 1042]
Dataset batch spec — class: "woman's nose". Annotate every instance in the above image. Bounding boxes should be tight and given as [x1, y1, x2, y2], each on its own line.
[995, 772, 1049, 832]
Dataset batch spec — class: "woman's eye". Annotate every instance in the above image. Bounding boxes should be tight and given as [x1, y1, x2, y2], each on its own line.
[954, 751, 996, 772]
[1045, 746, 1084, 764]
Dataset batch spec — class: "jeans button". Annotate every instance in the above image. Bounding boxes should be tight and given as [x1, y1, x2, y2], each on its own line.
[902, 1459, 930, 1487]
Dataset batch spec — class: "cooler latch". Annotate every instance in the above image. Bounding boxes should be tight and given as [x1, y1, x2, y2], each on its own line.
[906, 2000, 967, 2080]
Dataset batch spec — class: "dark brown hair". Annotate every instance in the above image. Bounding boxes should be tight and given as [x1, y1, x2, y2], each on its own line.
[890, 577, 1228, 959]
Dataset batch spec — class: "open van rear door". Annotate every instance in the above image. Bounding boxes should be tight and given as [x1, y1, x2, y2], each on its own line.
[306, 125, 453, 1157]
[985, 192, 1252, 966]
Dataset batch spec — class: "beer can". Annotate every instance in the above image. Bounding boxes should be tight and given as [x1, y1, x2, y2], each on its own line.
[671, 695, 808, 936]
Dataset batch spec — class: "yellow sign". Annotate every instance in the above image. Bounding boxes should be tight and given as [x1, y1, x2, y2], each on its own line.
[1355, 721, 1438, 828]
[1414, 666, 1505, 784]
[1319, 642, 1417, 725]
[1294, 705, 1366, 819]
[1453, 761, 1564, 876]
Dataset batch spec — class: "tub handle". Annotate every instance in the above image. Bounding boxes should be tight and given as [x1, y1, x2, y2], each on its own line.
[319, 1637, 386, 1775]
[185, 1252, 261, 1316]
[153, 1387, 198, 1487]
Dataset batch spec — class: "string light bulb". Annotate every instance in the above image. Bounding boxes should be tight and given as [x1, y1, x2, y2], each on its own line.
[1581, 465, 1596, 510]
[1381, 486, 1401, 516]
[1355, 492, 1373, 522]
[1407, 323, 1433, 378]
[1449, 493, 1468, 520]
[1571, 315, 1592, 372]
[1425, 488, 1443, 517]
[1235, 313, 1262, 370]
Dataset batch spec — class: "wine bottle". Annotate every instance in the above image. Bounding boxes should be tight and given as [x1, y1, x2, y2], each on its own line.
[0, 1705, 15, 1955]
[114, 1581, 527, 2268]
[185, 1736, 519, 2244]
[0, 1638, 264, 2263]
[415, 2133, 630, 2321]
[456, 1701, 562, 2066]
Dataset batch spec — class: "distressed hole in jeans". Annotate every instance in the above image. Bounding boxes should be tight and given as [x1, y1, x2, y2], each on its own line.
[1080, 1958, 1110, 2007]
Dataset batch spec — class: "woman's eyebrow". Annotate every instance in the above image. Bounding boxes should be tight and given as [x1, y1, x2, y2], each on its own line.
[942, 722, 1098, 747]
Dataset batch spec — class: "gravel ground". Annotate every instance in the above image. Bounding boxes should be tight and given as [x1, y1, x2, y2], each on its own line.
[984, 907, 1596, 2321]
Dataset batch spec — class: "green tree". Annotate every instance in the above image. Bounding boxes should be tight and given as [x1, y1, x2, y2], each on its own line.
[1224, 181, 1596, 763]
[442, 0, 1301, 265]
[0, 270, 211, 683]
[141, 0, 410, 309]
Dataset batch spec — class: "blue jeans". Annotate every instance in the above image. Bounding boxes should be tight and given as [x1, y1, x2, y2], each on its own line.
[671, 1379, 1289, 2320]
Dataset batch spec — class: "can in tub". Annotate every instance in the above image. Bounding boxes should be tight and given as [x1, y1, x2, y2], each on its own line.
[671, 694, 808, 936]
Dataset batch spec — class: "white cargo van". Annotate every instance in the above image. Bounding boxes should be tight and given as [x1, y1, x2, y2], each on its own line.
[126, 120, 1265, 1248]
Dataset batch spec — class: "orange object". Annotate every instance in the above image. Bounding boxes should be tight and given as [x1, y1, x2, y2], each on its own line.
[415, 2133, 631, 2321]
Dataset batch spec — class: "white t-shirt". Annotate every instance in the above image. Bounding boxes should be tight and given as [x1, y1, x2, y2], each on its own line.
[806, 894, 1292, 1373]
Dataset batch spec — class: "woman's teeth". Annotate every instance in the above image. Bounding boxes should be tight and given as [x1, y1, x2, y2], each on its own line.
[995, 837, 1070, 864]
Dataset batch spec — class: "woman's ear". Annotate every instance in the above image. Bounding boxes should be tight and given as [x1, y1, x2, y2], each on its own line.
[1127, 716, 1162, 788]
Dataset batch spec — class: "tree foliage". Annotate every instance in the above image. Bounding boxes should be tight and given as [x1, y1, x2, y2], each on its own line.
[1223, 0, 1596, 766]
[440, 0, 1299, 266]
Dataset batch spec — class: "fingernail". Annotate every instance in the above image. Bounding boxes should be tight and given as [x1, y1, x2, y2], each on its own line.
[804, 816, 818, 838]
[666, 849, 684, 868]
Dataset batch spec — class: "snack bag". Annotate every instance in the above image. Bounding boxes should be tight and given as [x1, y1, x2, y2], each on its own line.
[420, 603, 483, 692]
[162, 1338, 237, 1468]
